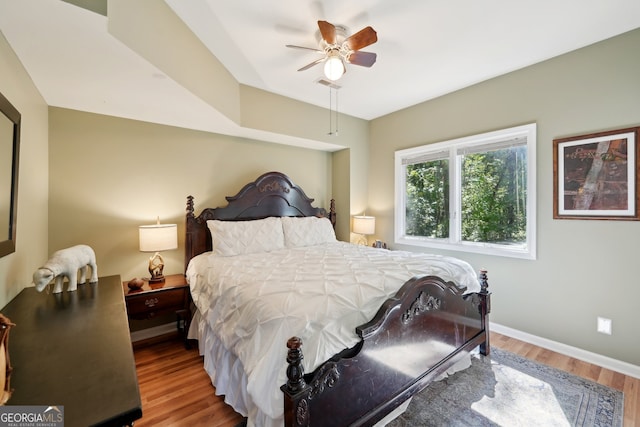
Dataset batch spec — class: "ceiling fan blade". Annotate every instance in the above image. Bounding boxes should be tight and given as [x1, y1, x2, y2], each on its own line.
[347, 51, 377, 67]
[297, 57, 325, 72]
[344, 26, 377, 51]
[286, 44, 324, 53]
[318, 20, 337, 45]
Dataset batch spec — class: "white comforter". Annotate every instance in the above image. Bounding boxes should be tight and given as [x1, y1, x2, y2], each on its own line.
[187, 241, 480, 426]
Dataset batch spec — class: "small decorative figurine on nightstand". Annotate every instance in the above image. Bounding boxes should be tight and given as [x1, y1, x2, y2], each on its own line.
[32, 244, 98, 293]
[127, 278, 144, 290]
[372, 240, 387, 249]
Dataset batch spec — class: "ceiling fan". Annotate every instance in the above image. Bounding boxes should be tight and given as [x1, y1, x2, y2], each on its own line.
[286, 20, 378, 81]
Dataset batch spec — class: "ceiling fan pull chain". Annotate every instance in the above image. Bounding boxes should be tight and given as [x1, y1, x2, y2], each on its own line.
[328, 87, 333, 135]
[335, 88, 339, 136]
[328, 87, 339, 136]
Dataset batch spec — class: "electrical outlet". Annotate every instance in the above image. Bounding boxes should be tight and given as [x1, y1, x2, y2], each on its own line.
[597, 317, 612, 335]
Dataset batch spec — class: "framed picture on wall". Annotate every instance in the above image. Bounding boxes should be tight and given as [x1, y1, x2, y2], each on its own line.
[553, 126, 640, 220]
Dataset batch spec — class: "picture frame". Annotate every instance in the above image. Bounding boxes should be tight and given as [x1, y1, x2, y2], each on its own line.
[553, 126, 640, 220]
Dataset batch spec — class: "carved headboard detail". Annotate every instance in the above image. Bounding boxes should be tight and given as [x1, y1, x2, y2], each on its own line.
[185, 171, 336, 270]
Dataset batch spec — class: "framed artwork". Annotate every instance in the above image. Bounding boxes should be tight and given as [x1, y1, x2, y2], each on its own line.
[553, 126, 640, 220]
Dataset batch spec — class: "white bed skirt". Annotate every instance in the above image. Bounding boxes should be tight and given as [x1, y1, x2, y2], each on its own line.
[188, 309, 471, 427]
[189, 309, 282, 427]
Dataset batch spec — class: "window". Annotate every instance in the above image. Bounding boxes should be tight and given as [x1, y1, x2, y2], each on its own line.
[395, 124, 536, 259]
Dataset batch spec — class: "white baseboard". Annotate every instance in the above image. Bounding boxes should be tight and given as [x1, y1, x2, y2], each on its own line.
[491, 322, 640, 379]
[130, 322, 176, 342]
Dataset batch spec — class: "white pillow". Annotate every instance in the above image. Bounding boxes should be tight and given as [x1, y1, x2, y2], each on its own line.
[281, 216, 336, 248]
[207, 217, 285, 256]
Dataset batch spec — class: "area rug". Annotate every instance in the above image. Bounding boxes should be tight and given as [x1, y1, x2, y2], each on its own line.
[387, 348, 624, 427]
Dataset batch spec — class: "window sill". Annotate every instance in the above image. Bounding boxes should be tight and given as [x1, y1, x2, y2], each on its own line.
[395, 236, 536, 260]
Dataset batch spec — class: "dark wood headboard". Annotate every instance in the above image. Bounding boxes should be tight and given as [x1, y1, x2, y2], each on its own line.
[185, 171, 336, 270]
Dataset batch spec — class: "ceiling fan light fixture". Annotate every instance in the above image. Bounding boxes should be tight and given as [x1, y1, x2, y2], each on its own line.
[324, 53, 345, 81]
[287, 20, 377, 80]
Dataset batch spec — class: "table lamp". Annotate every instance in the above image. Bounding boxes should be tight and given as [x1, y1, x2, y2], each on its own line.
[353, 215, 375, 245]
[139, 219, 177, 284]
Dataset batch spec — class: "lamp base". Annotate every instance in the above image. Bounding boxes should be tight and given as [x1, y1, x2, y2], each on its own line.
[148, 252, 166, 284]
[356, 234, 369, 246]
[148, 275, 165, 284]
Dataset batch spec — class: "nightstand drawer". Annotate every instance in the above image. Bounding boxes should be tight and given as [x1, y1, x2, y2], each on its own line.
[125, 288, 188, 319]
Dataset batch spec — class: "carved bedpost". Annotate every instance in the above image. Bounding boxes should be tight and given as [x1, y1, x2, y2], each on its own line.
[478, 269, 491, 356]
[185, 196, 195, 274]
[285, 337, 306, 392]
[186, 195, 195, 219]
[479, 268, 489, 293]
[282, 337, 310, 427]
[329, 199, 336, 229]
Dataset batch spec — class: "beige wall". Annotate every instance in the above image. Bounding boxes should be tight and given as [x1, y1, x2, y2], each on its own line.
[0, 32, 49, 308]
[331, 149, 351, 240]
[370, 28, 640, 366]
[48, 108, 333, 283]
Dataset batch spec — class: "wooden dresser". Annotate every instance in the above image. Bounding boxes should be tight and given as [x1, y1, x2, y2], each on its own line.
[0, 275, 142, 426]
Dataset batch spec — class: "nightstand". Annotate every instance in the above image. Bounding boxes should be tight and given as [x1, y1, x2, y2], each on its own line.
[123, 274, 191, 347]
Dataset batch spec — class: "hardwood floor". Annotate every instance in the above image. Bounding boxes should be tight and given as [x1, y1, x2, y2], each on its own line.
[133, 336, 244, 427]
[133, 332, 639, 426]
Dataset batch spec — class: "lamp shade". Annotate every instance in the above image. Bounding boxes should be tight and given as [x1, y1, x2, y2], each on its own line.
[353, 215, 375, 235]
[139, 223, 177, 252]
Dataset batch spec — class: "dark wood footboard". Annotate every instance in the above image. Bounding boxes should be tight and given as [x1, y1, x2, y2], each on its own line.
[282, 271, 490, 427]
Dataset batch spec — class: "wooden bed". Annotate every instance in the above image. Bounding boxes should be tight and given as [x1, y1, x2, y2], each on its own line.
[185, 171, 490, 427]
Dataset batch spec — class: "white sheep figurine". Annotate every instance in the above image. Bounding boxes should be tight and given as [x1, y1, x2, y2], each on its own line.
[32, 244, 98, 293]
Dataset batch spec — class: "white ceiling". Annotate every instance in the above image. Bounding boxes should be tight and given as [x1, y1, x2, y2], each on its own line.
[170, 0, 640, 120]
[1, 0, 640, 143]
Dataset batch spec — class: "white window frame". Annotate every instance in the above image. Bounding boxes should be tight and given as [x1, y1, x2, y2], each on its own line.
[395, 123, 537, 260]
